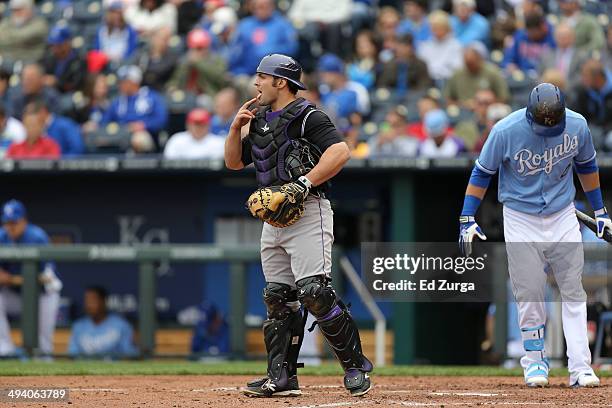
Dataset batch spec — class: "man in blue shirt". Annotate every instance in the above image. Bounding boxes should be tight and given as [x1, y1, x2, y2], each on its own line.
[68, 286, 138, 358]
[24, 100, 85, 156]
[503, 10, 556, 74]
[397, 0, 431, 47]
[318, 54, 360, 133]
[450, 0, 490, 47]
[210, 87, 240, 137]
[0, 200, 62, 356]
[458, 83, 604, 388]
[102, 65, 168, 151]
[229, 0, 298, 76]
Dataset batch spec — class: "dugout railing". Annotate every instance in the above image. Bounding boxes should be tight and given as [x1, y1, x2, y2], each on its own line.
[0, 244, 393, 365]
[0, 245, 259, 358]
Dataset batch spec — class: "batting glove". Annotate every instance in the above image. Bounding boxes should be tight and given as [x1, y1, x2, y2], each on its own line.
[595, 207, 612, 239]
[459, 216, 487, 257]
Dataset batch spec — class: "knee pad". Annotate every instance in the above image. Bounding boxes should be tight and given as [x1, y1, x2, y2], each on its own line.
[263, 283, 299, 320]
[296, 275, 336, 318]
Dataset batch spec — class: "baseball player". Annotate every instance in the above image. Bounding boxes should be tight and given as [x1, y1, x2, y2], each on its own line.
[224, 54, 373, 397]
[459, 83, 605, 388]
[0, 199, 62, 356]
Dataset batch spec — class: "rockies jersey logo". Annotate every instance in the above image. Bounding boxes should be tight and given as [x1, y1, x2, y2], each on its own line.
[514, 133, 578, 176]
[261, 123, 270, 133]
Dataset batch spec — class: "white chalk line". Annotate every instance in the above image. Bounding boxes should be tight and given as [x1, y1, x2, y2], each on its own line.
[287, 401, 612, 408]
[71, 388, 128, 392]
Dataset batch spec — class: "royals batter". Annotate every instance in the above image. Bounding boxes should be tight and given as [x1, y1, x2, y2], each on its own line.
[459, 83, 607, 388]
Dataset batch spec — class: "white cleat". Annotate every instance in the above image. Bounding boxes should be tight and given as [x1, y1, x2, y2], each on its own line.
[572, 373, 600, 388]
[524, 361, 549, 388]
[526, 375, 549, 388]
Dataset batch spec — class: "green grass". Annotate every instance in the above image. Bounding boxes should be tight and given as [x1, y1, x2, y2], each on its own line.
[0, 361, 609, 377]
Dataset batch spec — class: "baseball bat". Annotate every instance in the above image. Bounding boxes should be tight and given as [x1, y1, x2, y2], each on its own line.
[575, 209, 612, 243]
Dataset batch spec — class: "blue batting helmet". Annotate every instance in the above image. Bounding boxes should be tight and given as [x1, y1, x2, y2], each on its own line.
[526, 83, 566, 137]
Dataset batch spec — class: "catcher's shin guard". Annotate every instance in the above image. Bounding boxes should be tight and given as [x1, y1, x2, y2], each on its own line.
[244, 283, 305, 397]
[297, 276, 373, 396]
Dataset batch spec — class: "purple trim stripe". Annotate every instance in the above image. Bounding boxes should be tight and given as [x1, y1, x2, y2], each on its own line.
[318, 304, 342, 322]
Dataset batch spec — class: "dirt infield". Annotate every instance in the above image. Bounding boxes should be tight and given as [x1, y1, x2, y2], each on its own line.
[0, 375, 609, 408]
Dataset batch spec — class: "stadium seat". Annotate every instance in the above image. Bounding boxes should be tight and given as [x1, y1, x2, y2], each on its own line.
[584, 0, 609, 16]
[165, 90, 198, 114]
[85, 122, 131, 153]
[72, 1, 103, 25]
[39, 1, 70, 24]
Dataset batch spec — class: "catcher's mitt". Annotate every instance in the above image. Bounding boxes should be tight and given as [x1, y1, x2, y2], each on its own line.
[247, 182, 308, 228]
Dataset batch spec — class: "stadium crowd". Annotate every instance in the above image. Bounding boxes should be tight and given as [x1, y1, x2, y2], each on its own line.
[0, 0, 610, 159]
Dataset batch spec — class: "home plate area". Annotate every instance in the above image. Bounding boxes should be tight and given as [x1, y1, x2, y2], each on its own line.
[1, 375, 609, 408]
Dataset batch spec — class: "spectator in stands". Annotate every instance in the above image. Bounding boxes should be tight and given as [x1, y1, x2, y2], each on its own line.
[229, 0, 298, 76]
[417, 10, 463, 82]
[368, 106, 419, 157]
[0, 70, 10, 110]
[41, 25, 87, 94]
[0, 0, 48, 63]
[317, 54, 360, 132]
[0, 104, 26, 158]
[449, 0, 490, 46]
[199, 0, 225, 32]
[75, 74, 111, 130]
[68, 286, 138, 358]
[418, 109, 464, 158]
[164, 108, 225, 159]
[445, 41, 509, 108]
[453, 88, 496, 150]
[397, 0, 431, 47]
[9, 64, 59, 120]
[6, 109, 61, 159]
[190, 302, 229, 356]
[205, 6, 239, 64]
[502, 9, 555, 74]
[210, 87, 240, 137]
[167, 29, 227, 97]
[102, 65, 168, 150]
[540, 69, 568, 93]
[24, 100, 85, 156]
[347, 30, 381, 91]
[573, 59, 612, 132]
[376, 6, 401, 61]
[473, 102, 512, 153]
[378, 33, 431, 94]
[558, 0, 605, 53]
[124, 0, 177, 38]
[131, 28, 179, 91]
[407, 94, 441, 141]
[175, 0, 201, 36]
[605, 25, 612, 70]
[288, 0, 353, 58]
[539, 23, 588, 89]
[94, 2, 139, 63]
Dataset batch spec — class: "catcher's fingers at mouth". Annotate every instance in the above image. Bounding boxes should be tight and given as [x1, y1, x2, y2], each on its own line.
[241, 97, 258, 110]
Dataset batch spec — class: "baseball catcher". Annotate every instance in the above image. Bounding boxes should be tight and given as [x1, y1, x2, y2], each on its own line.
[225, 54, 373, 397]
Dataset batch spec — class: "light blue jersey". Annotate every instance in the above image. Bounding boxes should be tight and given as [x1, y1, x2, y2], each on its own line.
[68, 314, 138, 357]
[476, 108, 596, 216]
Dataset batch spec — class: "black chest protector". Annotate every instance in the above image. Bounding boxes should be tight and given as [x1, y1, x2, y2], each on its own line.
[248, 98, 321, 187]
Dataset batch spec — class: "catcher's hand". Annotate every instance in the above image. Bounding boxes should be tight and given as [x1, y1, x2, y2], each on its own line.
[247, 177, 311, 228]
